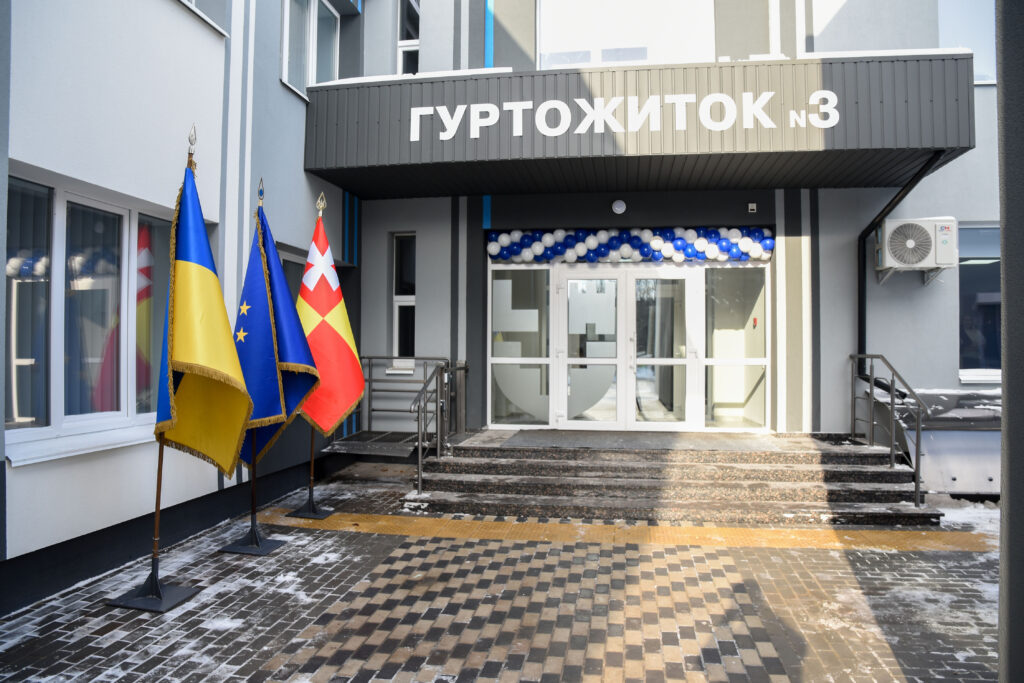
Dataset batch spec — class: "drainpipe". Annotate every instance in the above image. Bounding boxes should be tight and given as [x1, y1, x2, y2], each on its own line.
[857, 150, 947, 377]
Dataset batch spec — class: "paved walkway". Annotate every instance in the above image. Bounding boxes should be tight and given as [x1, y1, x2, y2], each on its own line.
[0, 465, 1000, 682]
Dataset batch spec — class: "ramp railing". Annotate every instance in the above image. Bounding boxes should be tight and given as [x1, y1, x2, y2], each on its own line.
[849, 354, 931, 506]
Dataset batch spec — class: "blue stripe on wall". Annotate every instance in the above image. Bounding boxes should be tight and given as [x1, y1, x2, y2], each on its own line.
[344, 192, 351, 263]
[484, 0, 494, 68]
[353, 197, 359, 267]
[482, 194, 492, 229]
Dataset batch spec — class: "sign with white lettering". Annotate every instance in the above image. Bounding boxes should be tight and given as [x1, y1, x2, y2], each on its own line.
[410, 91, 840, 142]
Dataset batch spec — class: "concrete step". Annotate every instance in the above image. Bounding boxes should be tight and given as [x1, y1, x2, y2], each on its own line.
[450, 445, 896, 467]
[425, 456, 914, 484]
[407, 490, 940, 526]
[421, 472, 916, 504]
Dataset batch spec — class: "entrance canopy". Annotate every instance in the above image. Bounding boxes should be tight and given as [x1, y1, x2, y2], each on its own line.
[305, 52, 975, 198]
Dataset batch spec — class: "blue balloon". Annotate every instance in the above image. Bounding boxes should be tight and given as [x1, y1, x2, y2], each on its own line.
[532, 230, 544, 242]
[751, 229, 765, 242]
[761, 237, 775, 251]
[564, 235, 577, 248]
[640, 244, 653, 258]
[608, 236, 622, 250]
[729, 245, 742, 259]
[629, 235, 643, 249]
[696, 227, 707, 238]
[718, 238, 731, 252]
[534, 251, 547, 262]
[696, 252, 707, 261]
[521, 234, 533, 246]
[575, 229, 589, 242]
[585, 250, 599, 263]
[741, 227, 750, 237]
[740, 253, 751, 261]
[488, 231, 499, 242]
[543, 248, 555, 260]
[651, 251, 664, 262]
[672, 238, 686, 251]
[499, 247, 511, 259]
[596, 244, 610, 258]
[683, 244, 697, 258]
[553, 243, 566, 255]
[510, 243, 522, 255]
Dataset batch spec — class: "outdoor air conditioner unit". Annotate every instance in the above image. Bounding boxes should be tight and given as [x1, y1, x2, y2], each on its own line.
[875, 217, 958, 284]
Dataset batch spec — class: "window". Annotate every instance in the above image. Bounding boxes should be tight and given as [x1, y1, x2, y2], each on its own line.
[179, 0, 230, 32]
[398, 0, 420, 74]
[537, 0, 714, 70]
[282, 0, 341, 95]
[5, 176, 173, 460]
[393, 234, 415, 357]
[959, 227, 1000, 380]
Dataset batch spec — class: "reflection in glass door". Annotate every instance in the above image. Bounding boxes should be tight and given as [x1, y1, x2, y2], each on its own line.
[565, 278, 619, 423]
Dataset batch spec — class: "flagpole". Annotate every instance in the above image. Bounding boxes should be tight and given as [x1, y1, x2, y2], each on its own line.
[108, 128, 204, 612]
[289, 192, 333, 520]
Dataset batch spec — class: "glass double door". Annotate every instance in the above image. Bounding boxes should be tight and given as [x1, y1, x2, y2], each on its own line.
[552, 265, 706, 430]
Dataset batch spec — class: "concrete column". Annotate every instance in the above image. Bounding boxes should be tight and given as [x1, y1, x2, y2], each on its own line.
[997, 1, 1022, 680]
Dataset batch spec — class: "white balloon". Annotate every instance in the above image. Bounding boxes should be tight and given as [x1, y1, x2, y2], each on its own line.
[640, 229, 654, 242]
[760, 250, 772, 260]
[694, 237, 708, 252]
[34, 257, 49, 276]
[596, 230, 610, 244]
[521, 250, 534, 262]
[738, 236, 753, 253]
[541, 233, 556, 247]
[717, 252, 730, 261]
[553, 229, 567, 241]
[650, 236, 664, 251]
[574, 242, 588, 256]
[631, 251, 643, 262]
[531, 241, 545, 255]
[705, 243, 720, 259]
[762, 228, 773, 237]
[749, 243, 764, 259]
[674, 227, 686, 237]
[6, 258, 22, 277]
[661, 243, 675, 257]
[672, 252, 686, 263]
[585, 235, 599, 250]
[511, 255, 523, 263]
[619, 243, 634, 258]
[608, 228, 620, 236]
[487, 242, 501, 255]
[510, 229, 523, 241]
[728, 228, 743, 242]
[498, 234, 511, 247]
[683, 229, 698, 242]
[564, 250, 578, 263]
[630, 228, 642, 236]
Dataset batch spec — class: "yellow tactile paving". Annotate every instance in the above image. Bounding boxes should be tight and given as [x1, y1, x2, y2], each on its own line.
[260, 507, 996, 552]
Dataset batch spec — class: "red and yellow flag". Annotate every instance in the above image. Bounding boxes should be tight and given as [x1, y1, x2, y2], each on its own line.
[296, 216, 364, 435]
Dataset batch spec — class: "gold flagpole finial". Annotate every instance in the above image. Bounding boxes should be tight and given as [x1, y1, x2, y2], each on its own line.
[316, 192, 326, 217]
[187, 124, 197, 168]
[258, 178, 264, 207]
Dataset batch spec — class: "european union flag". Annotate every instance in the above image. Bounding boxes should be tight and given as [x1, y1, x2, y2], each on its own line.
[234, 205, 320, 466]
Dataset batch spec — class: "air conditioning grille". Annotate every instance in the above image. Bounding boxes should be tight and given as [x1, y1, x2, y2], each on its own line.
[888, 223, 933, 265]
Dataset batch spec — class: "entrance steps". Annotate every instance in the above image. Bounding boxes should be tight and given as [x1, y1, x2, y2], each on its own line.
[409, 431, 942, 526]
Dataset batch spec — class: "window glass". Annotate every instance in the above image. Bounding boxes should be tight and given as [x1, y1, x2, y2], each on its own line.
[705, 268, 766, 360]
[194, 0, 229, 29]
[706, 365, 766, 428]
[397, 305, 415, 357]
[287, 0, 310, 91]
[568, 279, 617, 359]
[5, 178, 52, 428]
[959, 228, 1000, 370]
[400, 0, 420, 41]
[492, 364, 548, 424]
[394, 235, 416, 296]
[136, 216, 171, 414]
[538, 0, 715, 69]
[401, 49, 419, 75]
[636, 279, 685, 359]
[315, 0, 339, 83]
[491, 270, 549, 358]
[65, 202, 122, 415]
[939, 0, 996, 81]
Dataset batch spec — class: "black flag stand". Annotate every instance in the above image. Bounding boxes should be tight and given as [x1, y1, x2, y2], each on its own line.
[220, 435, 286, 555]
[287, 426, 332, 519]
[108, 438, 202, 612]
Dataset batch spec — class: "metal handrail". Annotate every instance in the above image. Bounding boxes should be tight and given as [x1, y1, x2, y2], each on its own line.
[849, 353, 931, 507]
[410, 362, 448, 494]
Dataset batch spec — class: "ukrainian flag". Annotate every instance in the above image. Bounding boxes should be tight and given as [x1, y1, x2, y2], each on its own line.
[155, 164, 252, 475]
[234, 206, 319, 466]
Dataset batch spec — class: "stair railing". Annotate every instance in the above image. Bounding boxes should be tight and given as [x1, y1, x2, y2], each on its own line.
[849, 353, 931, 507]
[410, 361, 454, 494]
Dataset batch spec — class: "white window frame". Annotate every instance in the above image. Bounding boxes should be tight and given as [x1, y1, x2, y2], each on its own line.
[177, 0, 230, 36]
[958, 224, 1002, 384]
[397, 0, 420, 74]
[281, 0, 341, 98]
[5, 177, 173, 466]
[391, 233, 416, 361]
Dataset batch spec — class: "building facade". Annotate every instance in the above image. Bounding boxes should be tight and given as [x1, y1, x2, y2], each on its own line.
[0, 0, 998, 612]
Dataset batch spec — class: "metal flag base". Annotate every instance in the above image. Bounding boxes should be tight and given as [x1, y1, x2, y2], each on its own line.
[108, 558, 201, 613]
[219, 520, 285, 556]
[287, 487, 332, 519]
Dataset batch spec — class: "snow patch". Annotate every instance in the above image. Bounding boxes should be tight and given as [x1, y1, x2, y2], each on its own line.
[931, 494, 1000, 536]
[201, 617, 245, 631]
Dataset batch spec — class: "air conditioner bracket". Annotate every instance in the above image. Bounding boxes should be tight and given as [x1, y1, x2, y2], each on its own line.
[876, 268, 896, 286]
[922, 268, 944, 286]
